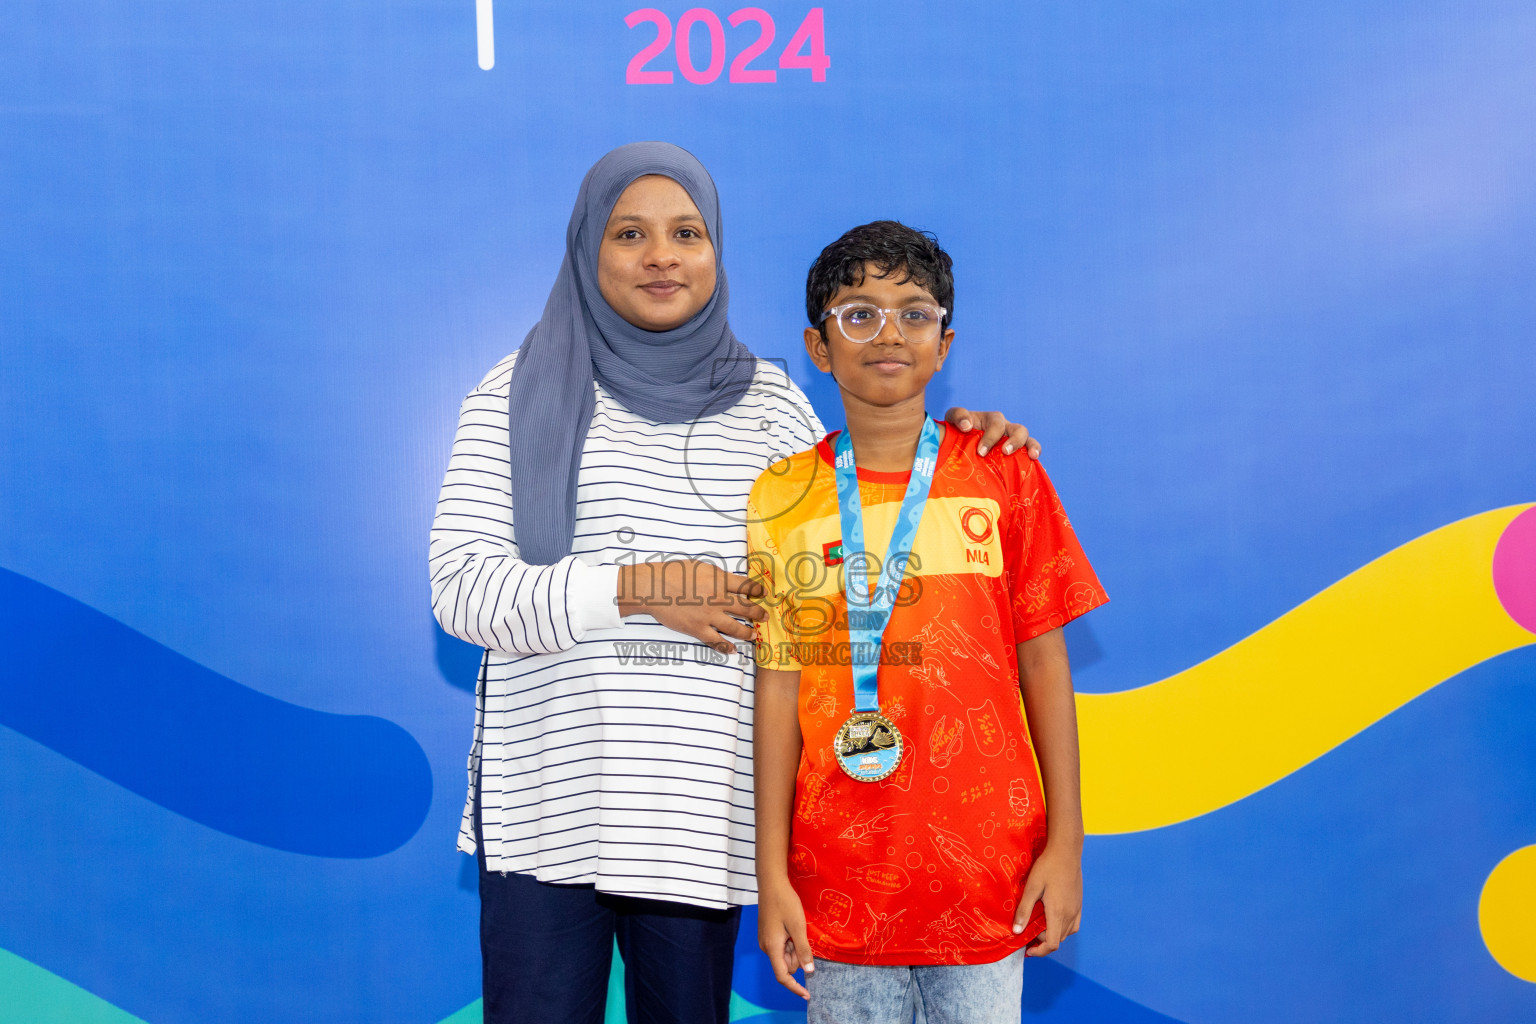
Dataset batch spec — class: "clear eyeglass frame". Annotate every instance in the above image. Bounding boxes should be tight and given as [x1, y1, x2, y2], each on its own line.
[819, 302, 949, 343]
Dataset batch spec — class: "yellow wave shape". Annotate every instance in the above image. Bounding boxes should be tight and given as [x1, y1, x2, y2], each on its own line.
[1078, 504, 1536, 835]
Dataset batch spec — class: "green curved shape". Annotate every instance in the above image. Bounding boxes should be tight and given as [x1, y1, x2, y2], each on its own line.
[0, 947, 147, 1024]
[435, 998, 483, 1024]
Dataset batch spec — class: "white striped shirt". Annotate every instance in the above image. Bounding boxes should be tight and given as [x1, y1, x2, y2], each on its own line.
[430, 351, 823, 908]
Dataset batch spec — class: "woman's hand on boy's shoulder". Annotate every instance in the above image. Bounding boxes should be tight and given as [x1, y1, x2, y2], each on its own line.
[756, 878, 815, 999]
[1015, 843, 1084, 957]
[944, 407, 1042, 460]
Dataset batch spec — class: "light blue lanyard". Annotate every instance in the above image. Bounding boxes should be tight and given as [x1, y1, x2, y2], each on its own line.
[833, 418, 942, 713]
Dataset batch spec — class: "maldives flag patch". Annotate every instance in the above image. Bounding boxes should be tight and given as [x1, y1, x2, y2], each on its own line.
[823, 540, 844, 566]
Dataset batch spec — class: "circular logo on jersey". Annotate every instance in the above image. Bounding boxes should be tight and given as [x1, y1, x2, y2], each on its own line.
[960, 506, 994, 543]
[834, 712, 904, 782]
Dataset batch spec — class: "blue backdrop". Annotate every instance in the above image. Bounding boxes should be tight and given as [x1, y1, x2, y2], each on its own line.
[3, 2, 1535, 1022]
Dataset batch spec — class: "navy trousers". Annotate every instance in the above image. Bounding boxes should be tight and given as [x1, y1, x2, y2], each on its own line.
[478, 866, 742, 1024]
[473, 763, 741, 1023]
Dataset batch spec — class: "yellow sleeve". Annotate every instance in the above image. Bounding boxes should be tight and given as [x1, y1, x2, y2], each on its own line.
[746, 488, 804, 672]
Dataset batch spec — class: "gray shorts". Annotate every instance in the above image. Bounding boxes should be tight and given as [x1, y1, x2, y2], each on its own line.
[806, 948, 1026, 1024]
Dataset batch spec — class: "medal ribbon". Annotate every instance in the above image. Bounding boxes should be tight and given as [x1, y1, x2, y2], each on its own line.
[833, 418, 943, 713]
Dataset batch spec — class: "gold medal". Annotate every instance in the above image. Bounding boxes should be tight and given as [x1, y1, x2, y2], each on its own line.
[834, 711, 903, 782]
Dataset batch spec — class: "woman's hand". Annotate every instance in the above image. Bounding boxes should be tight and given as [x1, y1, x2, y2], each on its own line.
[944, 407, 1042, 459]
[1014, 843, 1083, 956]
[757, 877, 814, 999]
[616, 560, 766, 653]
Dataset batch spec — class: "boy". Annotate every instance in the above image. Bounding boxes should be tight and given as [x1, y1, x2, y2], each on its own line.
[747, 221, 1107, 1023]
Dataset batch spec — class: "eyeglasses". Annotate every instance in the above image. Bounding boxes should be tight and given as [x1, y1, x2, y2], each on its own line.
[819, 303, 948, 344]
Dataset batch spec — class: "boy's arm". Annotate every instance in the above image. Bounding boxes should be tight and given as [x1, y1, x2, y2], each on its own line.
[754, 667, 815, 998]
[1012, 627, 1085, 956]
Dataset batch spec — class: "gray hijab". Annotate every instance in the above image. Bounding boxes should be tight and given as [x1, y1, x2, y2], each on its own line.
[506, 141, 756, 564]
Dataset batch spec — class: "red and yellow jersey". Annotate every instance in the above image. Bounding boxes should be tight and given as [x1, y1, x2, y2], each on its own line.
[746, 421, 1107, 965]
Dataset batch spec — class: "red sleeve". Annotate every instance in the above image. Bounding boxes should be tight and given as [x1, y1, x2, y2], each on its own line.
[1001, 459, 1109, 642]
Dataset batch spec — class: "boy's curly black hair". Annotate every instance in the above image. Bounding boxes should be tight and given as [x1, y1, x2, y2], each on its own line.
[805, 220, 954, 330]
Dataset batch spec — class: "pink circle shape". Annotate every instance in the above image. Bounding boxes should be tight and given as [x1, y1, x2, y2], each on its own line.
[1493, 506, 1536, 634]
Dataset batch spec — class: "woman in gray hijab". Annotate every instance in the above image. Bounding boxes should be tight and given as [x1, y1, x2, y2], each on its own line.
[430, 141, 1036, 1024]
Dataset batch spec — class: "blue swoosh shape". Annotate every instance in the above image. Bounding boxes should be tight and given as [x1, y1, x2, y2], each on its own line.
[0, 568, 431, 858]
